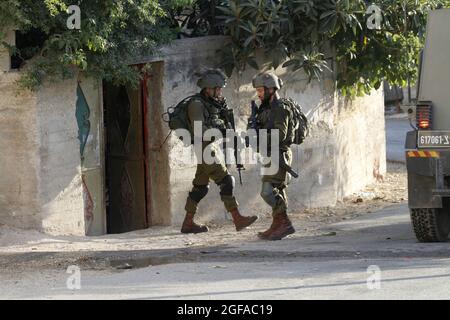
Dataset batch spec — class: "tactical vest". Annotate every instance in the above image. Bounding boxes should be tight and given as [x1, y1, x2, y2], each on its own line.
[255, 97, 308, 147]
[256, 99, 293, 148]
[165, 94, 228, 142]
[191, 95, 228, 133]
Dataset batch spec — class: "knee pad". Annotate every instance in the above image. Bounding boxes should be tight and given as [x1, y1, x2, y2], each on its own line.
[218, 175, 235, 196]
[189, 184, 209, 203]
[260, 182, 280, 208]
[261, 190, 276, 206]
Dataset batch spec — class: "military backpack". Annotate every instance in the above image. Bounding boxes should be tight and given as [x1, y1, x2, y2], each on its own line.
[164, 95, 197, 133]
[163, 94, 230, 143]
[280, 98, 309, 145]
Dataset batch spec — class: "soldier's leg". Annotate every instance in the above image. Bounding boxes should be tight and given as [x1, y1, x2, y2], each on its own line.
[206, 162, 236, 211]
[181, 164, 210, 234]
[184, 184, 209, 213]
[262, 149, 292, 213]
[258, 181, 285, 239]
[217, 174, 238, 211]
[260, 181, 287, 215]
[208, 163, 258, 231]
[258, 170, 295, 240]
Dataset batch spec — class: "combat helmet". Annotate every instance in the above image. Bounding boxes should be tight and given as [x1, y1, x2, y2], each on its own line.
[252, 72, 283, 90]
[197, 69, 227, 89]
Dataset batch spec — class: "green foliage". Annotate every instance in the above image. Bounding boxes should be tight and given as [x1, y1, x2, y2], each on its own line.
[0, 0, 187, 90]
[217, 0, 450, 96]
[3, 0, 450, 96]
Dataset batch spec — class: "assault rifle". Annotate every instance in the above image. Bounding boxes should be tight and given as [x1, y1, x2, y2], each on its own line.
[246, 100, 299, 178]
[218, 98, 245, 185]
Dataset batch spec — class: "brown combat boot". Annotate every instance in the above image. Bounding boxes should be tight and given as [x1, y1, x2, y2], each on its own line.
[230, 208, 258, 231]
[266, 211, 295, 240]
[257, 216, 278, 240]
[181, 212, 208, 234]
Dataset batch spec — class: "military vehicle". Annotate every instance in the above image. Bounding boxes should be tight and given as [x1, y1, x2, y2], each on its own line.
[405, 9, 450, 242]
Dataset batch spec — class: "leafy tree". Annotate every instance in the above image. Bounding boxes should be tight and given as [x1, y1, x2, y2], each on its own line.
[0, 0, 189, 90]
[216, 0, 450, 96]
[2, 0, 450, 97]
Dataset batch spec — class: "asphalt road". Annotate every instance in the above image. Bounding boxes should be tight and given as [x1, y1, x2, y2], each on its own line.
[2, 203, 450, 300]
[2, 118, 447, 300]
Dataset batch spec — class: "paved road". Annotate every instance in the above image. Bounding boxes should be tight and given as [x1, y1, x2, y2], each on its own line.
[386, 116, 413, 163]
[2, 203, 450, 300]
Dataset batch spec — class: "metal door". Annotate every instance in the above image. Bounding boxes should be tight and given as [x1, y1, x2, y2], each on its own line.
[104, 82, 148, 233]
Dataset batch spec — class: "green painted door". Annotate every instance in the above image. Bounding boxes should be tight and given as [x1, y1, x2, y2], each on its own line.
[104, 82, 148, 233]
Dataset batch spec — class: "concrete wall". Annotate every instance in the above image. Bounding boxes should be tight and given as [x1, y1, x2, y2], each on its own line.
[0, 72, 87, 234]
[154, 36, 386, 225]
[35, 77, 86, 235]
[146, 62, 172, 225]
[0, 33, 103, 234]
[0, 72, 41, 230]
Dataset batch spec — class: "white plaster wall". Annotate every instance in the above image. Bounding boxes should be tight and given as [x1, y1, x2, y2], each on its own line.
[0, 71, 85, 235]
[0, 27, 85, 235]
[335, 90, 386, 201]
[0, 72, 41, 230]
[35, 77, 85, 235]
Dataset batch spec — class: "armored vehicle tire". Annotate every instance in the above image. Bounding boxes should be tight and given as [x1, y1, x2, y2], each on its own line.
[410, 208, 450, 242]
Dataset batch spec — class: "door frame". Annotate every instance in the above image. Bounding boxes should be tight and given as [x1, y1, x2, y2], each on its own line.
[102, 70, 152, 233]
[141, 69, 152, 227]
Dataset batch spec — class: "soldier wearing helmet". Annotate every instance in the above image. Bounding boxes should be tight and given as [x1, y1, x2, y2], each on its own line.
[251, 71, 296, 240]
[180, 68, 258, 234]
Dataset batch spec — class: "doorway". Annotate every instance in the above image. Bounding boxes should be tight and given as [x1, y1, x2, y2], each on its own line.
[103, 81, 149, 233]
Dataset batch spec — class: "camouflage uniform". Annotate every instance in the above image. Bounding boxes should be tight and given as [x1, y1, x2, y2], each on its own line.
[184, 95, 239, 214]
[181, 69, 257, 234]
[257, 97, 293, 216]
[252, 72, 296, 240]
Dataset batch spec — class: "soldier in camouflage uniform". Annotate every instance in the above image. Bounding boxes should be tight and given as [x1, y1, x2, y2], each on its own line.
[252, 72, 296, 240]
[181, 69, 258, 234]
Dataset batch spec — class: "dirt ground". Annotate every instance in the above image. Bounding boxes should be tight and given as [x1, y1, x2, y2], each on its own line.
[298, 161, 407, 225]
[0, 162, 407, 272]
